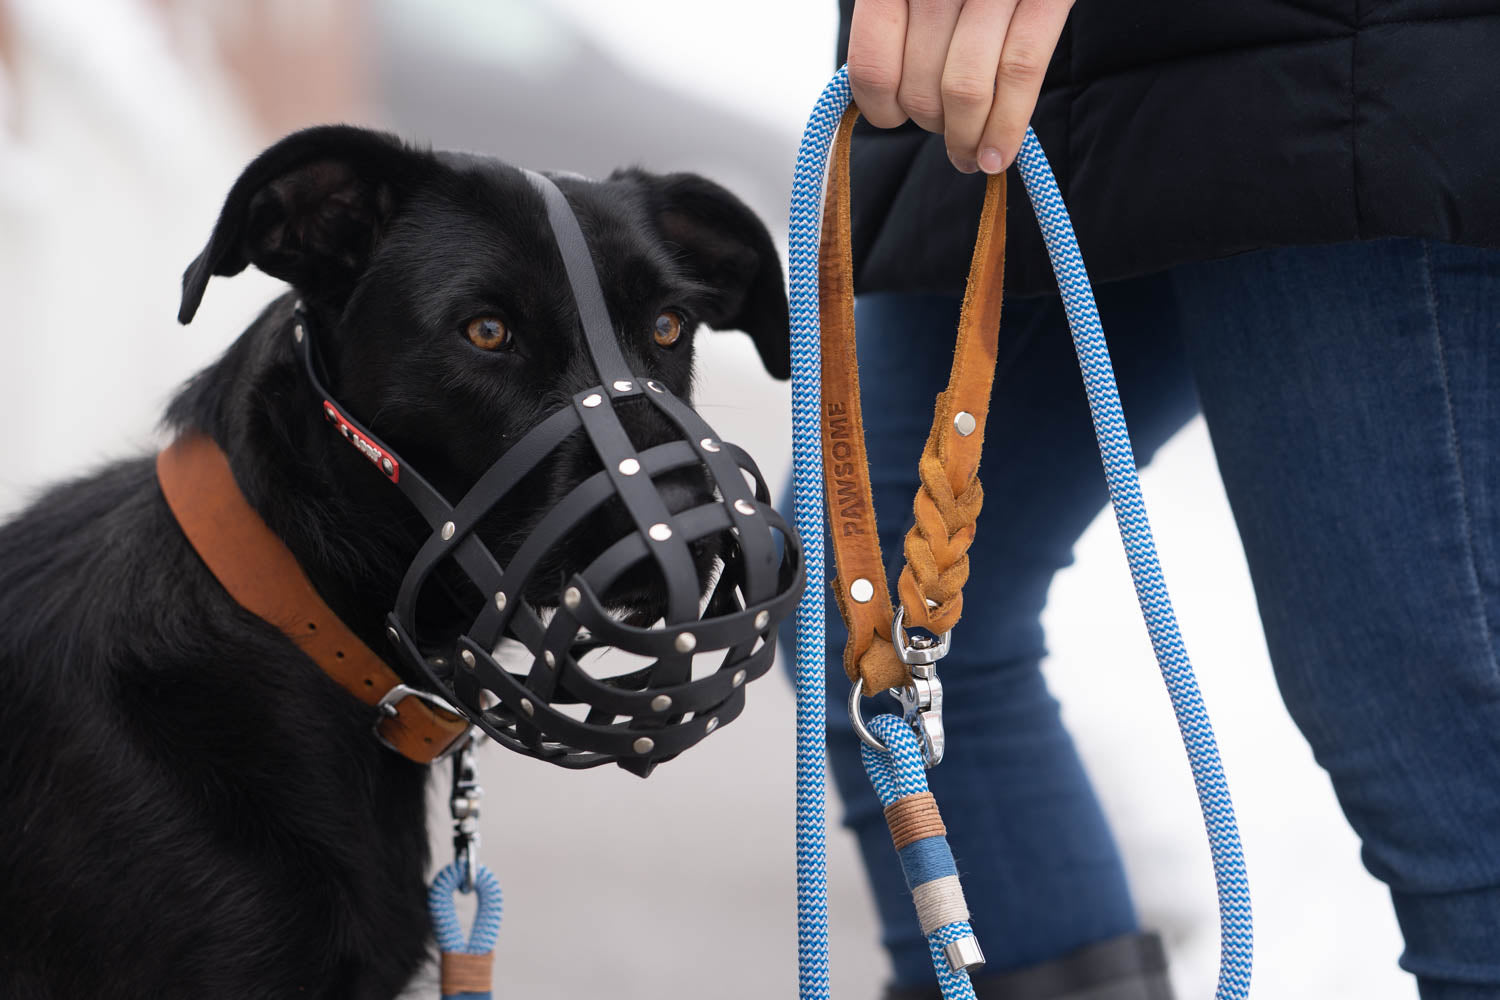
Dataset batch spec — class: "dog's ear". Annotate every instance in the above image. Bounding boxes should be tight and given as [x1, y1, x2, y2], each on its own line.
[179, 126, 429, 324]
[625, 171, 790, 380]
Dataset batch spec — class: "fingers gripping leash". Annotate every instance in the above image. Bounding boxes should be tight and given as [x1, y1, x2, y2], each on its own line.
[790, 68, 1253, 999]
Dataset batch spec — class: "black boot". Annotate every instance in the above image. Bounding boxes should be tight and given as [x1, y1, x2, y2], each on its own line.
[883, 932, 1173, 1000]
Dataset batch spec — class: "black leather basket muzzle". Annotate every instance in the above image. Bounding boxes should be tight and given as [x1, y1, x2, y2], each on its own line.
[294, 169, 804, 775]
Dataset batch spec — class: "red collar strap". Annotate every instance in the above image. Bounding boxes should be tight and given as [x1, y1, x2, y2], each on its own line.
[156, 433, 471, 764]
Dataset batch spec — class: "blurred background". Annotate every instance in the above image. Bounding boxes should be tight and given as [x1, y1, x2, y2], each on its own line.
[0, 1, 1413, 996]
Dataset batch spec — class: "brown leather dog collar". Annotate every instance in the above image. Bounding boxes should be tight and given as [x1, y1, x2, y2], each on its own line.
[156, 433, 471, 764]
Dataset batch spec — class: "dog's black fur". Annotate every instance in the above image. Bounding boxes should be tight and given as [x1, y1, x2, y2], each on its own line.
[0, 126, 788, 999]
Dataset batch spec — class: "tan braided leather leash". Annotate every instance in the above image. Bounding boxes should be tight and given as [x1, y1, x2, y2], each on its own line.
[819, 106, 1007, 762]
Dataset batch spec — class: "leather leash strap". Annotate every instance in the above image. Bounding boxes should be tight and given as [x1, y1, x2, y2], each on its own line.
[156, 433, 470, 764]
[820, 107, 1007, 693]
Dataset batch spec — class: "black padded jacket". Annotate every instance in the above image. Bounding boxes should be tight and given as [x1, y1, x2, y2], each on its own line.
[837, 0, 1500, 298]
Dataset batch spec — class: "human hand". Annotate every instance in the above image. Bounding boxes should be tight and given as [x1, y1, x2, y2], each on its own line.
[847, 0, 1074, 174]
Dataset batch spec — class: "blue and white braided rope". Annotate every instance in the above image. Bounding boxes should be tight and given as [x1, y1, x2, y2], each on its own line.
[788, 67, 1253, 998]
[789, 66, 852, 1000]
[861, 715, 979, 1000]
[429, 861, 503, 1000]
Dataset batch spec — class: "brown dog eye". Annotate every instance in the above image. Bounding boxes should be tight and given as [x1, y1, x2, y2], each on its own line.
[653, 311, 683, 348]
[466, 316, 512, 351]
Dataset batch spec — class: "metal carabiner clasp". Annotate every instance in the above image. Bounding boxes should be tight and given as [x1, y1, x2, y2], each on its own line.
[449, 736, 483, 892]
[892, 605, 949, 767]
[847, 606, 953, 768]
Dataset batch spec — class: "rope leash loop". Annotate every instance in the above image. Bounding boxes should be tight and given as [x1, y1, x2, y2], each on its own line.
[429, 860, 503, 1000]
[789, 66, 1253, 999]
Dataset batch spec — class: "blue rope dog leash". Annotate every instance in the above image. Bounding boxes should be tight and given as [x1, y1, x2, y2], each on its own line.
[789, 67, 1253, 999]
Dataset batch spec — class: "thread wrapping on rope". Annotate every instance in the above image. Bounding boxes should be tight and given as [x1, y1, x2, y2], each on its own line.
[861, 715, 979, 999]
[788, 66, 1252, 999]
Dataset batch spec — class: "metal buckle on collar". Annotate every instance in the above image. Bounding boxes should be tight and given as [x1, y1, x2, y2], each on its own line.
[374, 684, 471, 760]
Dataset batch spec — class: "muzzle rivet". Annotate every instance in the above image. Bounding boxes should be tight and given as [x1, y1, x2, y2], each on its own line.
[613, 380, 634, 392]
[386, 626, 400, 645]
[293, 324, 304, 343]
[519, 698, 535, 717]
[953, 411, 977, 437]
[563, 587, 581, 610]
[441, 521, 456, 541]
[675, 632, 698, 654]
[645, 380, 664, 393]
[700, 438, 721, 453]
[732, 669, 747, 687]
[705, 716, 720, 734]
[754, 610, 770, 630]
[618, 458, 641, 476]
[649, 523, 673, 542]
[850, 577, 875, 604]
[494, 591, 507, 611]
[633, 736, 656, 754]
[651, 694, 672, 712]
[380, 457, 395, 477]
[582, 393, 603, 408]
[733, 499, 756, 516]
[460, 649, 476, 669]
[543, 650, 556, 668]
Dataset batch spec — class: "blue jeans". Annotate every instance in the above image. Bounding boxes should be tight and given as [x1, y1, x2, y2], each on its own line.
[781, 239, 1500, 998]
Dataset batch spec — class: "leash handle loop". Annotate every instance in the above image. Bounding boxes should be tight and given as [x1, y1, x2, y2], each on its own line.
[818, 108, 1007, 703]
[790, 66, 1253, 999]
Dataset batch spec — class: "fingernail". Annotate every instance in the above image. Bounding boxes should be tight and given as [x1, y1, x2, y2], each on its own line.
[978, 147, 1007, 174]
[947, 150, 978, 174]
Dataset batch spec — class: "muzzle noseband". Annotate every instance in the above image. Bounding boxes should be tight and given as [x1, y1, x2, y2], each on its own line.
[293, 170, 804, 775]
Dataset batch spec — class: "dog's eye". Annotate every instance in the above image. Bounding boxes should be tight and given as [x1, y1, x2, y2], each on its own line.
[653, 311, 684, 348]
[466, 316, 512, 351]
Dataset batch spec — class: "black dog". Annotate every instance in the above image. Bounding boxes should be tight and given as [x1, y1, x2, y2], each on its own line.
[0, 126, 788, 999]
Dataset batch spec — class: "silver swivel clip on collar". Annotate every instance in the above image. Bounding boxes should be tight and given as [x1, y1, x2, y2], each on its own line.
[450, 735, 484, 893]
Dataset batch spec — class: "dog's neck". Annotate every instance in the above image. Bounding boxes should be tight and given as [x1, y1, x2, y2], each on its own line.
[166, 294, 436, 667]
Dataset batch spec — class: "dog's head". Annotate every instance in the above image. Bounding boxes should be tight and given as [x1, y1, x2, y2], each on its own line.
[178, 126, 789, 622]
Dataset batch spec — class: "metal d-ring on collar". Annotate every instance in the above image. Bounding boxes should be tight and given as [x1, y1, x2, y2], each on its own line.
[848, 604, 951, 767]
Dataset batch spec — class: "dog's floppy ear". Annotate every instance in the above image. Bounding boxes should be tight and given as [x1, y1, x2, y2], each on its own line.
[625, 171, 790, 379]
[179, 125, 428, 324]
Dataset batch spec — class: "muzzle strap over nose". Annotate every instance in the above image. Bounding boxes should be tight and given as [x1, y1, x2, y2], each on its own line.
[523, 169, 634, 385]
[293, 169, 804, 775]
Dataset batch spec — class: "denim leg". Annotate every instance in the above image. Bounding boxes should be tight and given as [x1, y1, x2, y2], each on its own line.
[1176, 239, 1500, 999]
[780, 282, 1199, 988]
